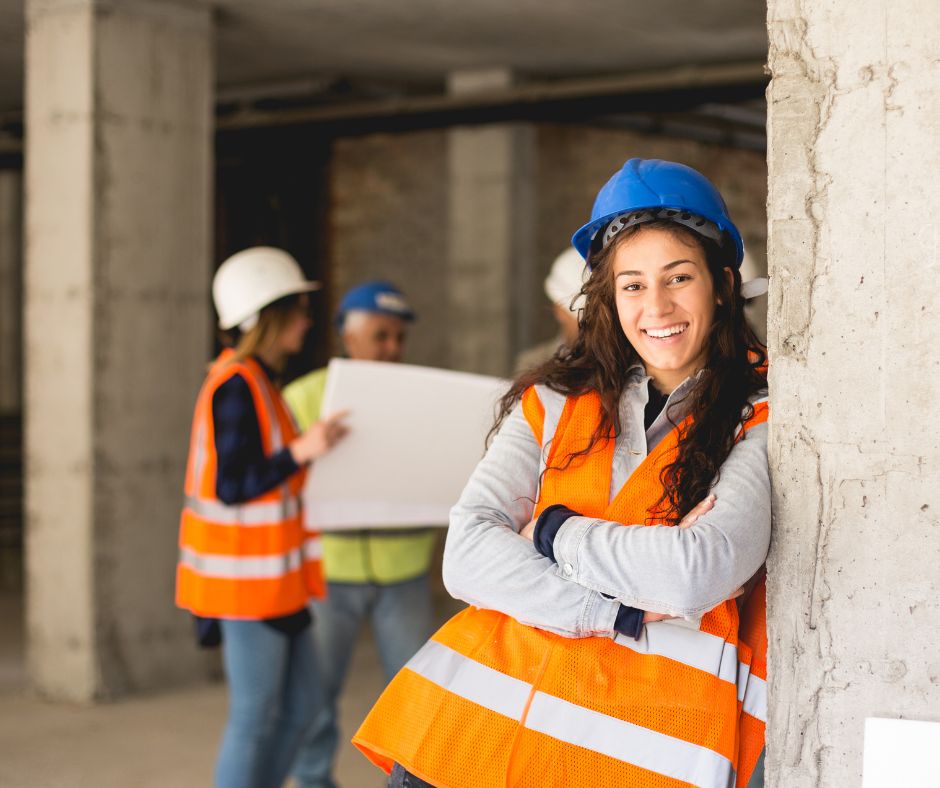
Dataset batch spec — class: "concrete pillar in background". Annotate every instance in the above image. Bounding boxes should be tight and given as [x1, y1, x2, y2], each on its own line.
[766, 1, 940, 784]
[25, 0, 213, 700]
[0, 170, 22, 413]
[446, 69, 536, 376]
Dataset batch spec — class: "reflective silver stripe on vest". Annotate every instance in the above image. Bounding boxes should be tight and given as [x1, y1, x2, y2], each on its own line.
[406, 639, 734, 786]
[189, 421, 208, 498]
[737, 660, 751, 700]
[741, 674, 767, 723]
[179, 546, 303, 579]
[250, 367, 284, 451]
[184, 495, 301, 526]
[407, 639, 531, 720]
[249, 361, 303, 532]
[614, 619, 740, 686]
[525, 691, 734, 788]
[303, 535, 323, 561]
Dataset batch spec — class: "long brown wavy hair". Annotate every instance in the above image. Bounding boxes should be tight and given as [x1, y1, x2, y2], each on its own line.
[494, 220, 767, 524]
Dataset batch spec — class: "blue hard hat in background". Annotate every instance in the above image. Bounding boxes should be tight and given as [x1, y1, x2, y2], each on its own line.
[335, 280, 416, 329]
[571, 158, 744, 268]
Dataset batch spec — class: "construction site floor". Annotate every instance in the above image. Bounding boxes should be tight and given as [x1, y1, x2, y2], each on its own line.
[0, 591, 461, 787]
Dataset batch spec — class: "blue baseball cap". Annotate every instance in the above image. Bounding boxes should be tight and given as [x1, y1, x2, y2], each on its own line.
[335, 281, 416, 329]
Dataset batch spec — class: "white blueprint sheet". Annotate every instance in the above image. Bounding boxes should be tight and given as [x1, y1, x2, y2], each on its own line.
[303, 359, 508, 529]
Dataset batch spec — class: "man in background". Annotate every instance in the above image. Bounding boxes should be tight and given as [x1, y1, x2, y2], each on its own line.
[285, 281, 437, 788]
[515, 246, 587, 373]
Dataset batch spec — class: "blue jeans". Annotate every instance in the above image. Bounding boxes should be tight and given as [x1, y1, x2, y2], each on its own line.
[292, 575, 433, 788]
[216, 619, 324, 788]
[388, 763, 435, 787]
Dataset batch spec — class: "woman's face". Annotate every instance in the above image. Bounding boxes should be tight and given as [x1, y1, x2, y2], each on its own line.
[611, 227, 724, 392]
[276, 295, 312, 355]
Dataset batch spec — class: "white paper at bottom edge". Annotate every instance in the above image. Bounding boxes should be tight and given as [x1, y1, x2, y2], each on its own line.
[863, 717, 940, 787]
[307, 500, 450, 530]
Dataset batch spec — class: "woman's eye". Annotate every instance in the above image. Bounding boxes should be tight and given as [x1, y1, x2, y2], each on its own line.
[670, 274, 692, 285]
[622, 283, 642, 292]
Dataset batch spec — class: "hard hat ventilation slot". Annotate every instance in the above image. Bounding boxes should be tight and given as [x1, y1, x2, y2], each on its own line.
[600, 208, 723, 250]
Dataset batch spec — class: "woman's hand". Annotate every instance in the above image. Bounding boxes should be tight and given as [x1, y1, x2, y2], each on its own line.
[524, 493, 731, 625]
[519, 517, 537, 541]
[523, 492, 715, 541]
[677, 493, 716, 528]
[289, 411, 350, 464]
[645, 497, 741, 626]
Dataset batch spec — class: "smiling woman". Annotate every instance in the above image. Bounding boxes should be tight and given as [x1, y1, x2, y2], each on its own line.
[353, 159, 769, 788]
[612, 226, 725, 393]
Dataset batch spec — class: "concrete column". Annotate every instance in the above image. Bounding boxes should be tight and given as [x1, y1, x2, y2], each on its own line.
[446, 69, 536, 376]
[0, 170, 22, 413]
[25, 0, 213, 700]
[767, 1, 940, 784]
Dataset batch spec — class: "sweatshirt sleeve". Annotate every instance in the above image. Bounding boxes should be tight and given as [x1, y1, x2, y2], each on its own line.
[550, 421, 771, 619]
[443, 396, 621, 639]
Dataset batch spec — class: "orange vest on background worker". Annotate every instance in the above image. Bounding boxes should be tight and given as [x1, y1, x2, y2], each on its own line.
[354, 388, 768, 788]
[176, 350, 325, 619]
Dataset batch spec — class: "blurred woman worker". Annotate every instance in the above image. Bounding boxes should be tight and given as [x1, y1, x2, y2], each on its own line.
[353, 159, 769, 788]
[514, 246, 589, 373]
[176, 246, 348, 788]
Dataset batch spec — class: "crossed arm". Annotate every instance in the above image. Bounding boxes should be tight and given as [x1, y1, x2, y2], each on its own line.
[442, 400, 770, 637]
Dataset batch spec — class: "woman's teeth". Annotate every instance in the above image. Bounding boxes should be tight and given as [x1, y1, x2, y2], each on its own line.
[644, 324, 688, 338]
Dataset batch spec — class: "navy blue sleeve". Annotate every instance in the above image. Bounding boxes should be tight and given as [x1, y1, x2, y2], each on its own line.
[535, 503, 645, 640]
[212, 374, 299, 505]
[613, 604, 645, 640]
[532, 504, 579, 562]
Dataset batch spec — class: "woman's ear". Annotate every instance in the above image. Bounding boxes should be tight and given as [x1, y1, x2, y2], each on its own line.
[716, 267, 734, 305]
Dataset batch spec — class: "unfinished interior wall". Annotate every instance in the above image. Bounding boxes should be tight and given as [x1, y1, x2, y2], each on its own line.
[330, 130, 450, 368]
[766, 1, 940, 784]
[25, 0, 213, 700]
[330, 123, 768, 369]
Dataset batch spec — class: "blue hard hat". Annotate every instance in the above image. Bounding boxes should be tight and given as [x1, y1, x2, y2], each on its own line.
[335, 280, 415, 329]
[571, 158, 744, 268]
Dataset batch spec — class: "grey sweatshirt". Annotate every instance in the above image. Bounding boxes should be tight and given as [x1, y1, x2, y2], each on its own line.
[443, 367, 770, 639]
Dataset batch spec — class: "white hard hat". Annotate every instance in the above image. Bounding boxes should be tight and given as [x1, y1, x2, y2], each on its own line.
[212, 247, 321, 330]
[738, 249, 769, 300]
[544, 247, 588, 312]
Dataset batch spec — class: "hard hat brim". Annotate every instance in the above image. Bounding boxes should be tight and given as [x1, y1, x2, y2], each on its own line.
[217, 280, 321, 330]
[572, 207, 744, 269]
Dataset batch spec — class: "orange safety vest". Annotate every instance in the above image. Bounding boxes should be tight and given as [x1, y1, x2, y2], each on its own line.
[354, 388, 768, 788]
[176, 350, 325, 619]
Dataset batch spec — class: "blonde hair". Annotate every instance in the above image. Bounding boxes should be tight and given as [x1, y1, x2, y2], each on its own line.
[220, 295, 303, 372]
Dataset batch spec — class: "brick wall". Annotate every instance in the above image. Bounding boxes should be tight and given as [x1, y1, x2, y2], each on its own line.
[329, 123, 768, 365]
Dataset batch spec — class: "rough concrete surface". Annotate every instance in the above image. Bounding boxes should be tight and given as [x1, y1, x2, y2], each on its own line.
[766, 1, 940, 785]
[447, 119, 536, 376]
[24, 0, 213, 701]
